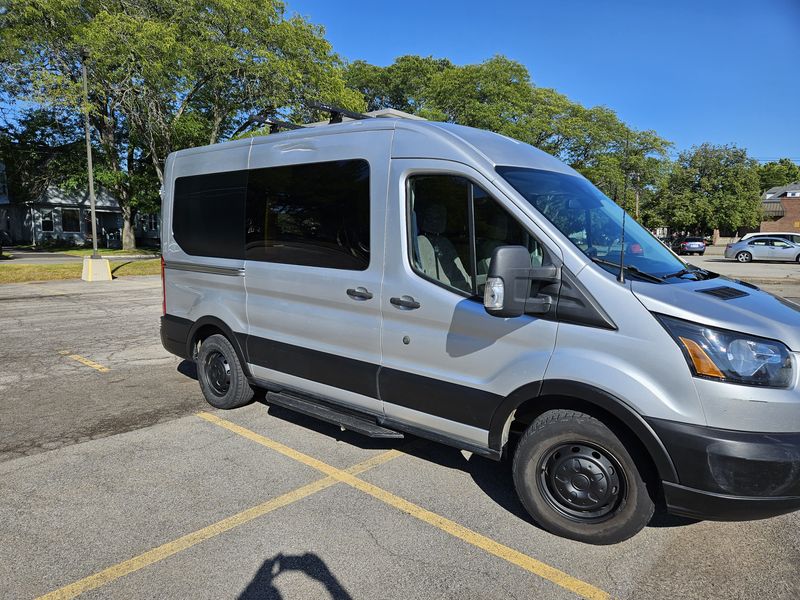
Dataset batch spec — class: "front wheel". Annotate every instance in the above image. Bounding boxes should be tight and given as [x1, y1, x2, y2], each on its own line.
[736, 251, 752, 263]
[512, 410, 655, 545]
[197, 334, 254, 409]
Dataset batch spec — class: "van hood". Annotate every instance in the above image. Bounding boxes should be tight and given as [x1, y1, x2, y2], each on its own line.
[631, 277, 800, 351]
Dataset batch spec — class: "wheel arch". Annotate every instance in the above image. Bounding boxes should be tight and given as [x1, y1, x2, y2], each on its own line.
[489, 379, 678, 484]
[187, 316, 251, 378]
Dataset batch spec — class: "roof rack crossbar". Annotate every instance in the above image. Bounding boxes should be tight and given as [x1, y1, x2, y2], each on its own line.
[231, 113, 305, 138]
[308, 101, 373, 124]
[267, 119, 304, 133]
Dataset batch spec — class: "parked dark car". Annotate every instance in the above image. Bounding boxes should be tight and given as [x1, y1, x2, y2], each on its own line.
[671, 236, 706, 255]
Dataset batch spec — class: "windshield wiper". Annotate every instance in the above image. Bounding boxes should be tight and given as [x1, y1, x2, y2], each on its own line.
[589, 257, 664, 283]
[663, 267, 710, 281]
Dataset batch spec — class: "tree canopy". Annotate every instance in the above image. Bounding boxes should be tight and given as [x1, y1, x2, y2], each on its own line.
[655, 144, 762, 234]
[758, 158, 800, 192]
[0, 0, 361, 248]
[346, 55, 671, 224]
[1, 6, 793, 247]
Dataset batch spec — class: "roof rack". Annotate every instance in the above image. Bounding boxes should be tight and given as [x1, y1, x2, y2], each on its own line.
[307, 101, 374, 124]
[231, 114, 305, 138]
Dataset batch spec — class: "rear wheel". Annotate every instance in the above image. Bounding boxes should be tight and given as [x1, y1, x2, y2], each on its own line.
[512, 409, 655, 545]
[736, 251, 752, 263]
[197, 334, 254, 409]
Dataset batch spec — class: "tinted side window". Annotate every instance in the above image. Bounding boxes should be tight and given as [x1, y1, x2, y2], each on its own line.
[246, 160, 370, 270]
[409, 175, 473, 293]
[173, 170, 247, 259]
[408, 174, 544, 296]
[473, 186, 544, 293]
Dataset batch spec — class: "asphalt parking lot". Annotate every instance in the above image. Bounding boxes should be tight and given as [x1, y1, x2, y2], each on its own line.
[1, 270, 799, 600]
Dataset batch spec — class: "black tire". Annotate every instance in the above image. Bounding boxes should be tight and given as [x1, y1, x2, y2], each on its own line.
[736, 251, 752, 263]
[512, 410, 655, 545]
[196, 334, 254, 409]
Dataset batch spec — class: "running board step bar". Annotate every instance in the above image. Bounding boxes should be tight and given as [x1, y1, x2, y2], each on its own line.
[266, 392, 404, 439]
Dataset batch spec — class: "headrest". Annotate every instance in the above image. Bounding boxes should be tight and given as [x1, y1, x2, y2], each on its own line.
[421, 204, 446, 235]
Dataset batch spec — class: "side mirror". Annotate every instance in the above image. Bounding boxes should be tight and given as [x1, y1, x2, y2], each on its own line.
[483, 245, 559, 318]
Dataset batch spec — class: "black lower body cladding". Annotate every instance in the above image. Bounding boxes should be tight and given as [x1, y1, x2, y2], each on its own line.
[161, 314, 192, 359]
[648, 417, 800, 520]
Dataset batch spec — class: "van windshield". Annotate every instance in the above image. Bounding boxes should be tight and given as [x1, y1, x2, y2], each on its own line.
[496, 166, 688, 280]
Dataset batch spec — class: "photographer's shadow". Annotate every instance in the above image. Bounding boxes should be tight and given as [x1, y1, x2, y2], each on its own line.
[239, 552, 352, 600]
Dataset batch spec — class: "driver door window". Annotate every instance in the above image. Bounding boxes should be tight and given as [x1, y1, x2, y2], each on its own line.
[408, 174, 544, 296]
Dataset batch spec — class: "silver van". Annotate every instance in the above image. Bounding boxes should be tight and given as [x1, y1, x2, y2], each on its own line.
[160, 113, 800, 544]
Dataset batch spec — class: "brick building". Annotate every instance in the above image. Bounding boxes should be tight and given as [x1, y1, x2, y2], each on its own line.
[760, 181, 800, 234]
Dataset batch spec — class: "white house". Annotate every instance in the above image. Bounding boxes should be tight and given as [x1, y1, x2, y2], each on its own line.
[0, 160, 160, 247]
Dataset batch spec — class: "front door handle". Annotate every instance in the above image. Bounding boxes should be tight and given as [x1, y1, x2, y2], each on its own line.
[390, 295, 420, 310]
[346, 287, 373, 300]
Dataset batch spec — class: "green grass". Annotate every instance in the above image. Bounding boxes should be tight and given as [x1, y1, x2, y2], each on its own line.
[8, 245, 160, 256]
[0, 259, 161, 284]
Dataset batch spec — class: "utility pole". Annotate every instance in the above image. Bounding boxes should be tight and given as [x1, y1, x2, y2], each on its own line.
[80, 49, 112, 281]
[81, 49, 99, 259]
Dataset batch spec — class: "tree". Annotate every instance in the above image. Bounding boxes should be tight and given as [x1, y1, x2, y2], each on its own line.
[758, 158, 800, 192]
[345, 55, 453, 114]
[344, 55, 671, 225]
[1, 0, 360, 249]
[656, 144, 762, 234]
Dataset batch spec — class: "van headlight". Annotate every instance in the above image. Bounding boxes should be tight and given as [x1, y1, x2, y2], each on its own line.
[656, 314, 794, 388]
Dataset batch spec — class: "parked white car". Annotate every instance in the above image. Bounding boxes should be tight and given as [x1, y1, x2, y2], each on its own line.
[740, 232, 800, 245]
[725, 237, 800, 262]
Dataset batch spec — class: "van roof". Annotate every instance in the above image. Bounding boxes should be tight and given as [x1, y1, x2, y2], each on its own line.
[170, 118, 579, 178]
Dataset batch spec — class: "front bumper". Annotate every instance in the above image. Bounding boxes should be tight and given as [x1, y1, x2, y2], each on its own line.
[647, 417, 800, 521]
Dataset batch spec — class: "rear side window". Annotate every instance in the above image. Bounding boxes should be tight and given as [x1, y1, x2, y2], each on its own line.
[245, 159, 370, 270]
[172, 170, 247, 259]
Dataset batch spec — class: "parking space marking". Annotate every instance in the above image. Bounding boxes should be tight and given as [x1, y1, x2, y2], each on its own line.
[58, 351, 110, 373]
[35, 443, 405, 600]
[199, 412, 610, 600]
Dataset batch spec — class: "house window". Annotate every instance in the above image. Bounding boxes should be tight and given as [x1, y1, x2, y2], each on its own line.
[0, 169, 7, 196]
[143, 214, 159, 231]
[62, 208, 81, 232]
[41, 208, 54, 232]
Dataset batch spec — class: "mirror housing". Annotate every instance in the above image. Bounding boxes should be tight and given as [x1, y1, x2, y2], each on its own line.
[484, 245, 559, 318]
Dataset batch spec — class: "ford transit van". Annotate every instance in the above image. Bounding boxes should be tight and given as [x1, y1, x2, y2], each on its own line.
[160, 114, 800, 544]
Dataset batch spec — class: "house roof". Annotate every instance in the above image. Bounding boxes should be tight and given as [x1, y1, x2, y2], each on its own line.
[763, 181, 800, 201]
[33, 185, 122, 211]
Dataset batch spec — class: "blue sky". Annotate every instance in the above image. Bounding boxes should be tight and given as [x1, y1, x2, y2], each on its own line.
[288, 0, 799, 162]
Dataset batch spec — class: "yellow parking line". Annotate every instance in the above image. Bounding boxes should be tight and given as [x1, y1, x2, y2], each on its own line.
[58, 351, 110, 373]
[199, 412, 610, 600]
[35, 441, 404, 600]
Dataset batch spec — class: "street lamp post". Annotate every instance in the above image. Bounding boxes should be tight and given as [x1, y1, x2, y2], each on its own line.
[79, 49, 112, 281]
[81, 49, 100, 259]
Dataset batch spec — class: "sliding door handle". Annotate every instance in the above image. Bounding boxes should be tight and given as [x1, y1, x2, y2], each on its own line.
[346, 287, 373, 300]
[390, 295, 420, 310]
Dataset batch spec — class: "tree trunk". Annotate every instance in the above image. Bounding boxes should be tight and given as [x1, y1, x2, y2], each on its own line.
[121, 204, 136, 251]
